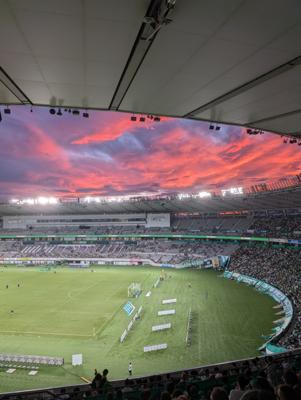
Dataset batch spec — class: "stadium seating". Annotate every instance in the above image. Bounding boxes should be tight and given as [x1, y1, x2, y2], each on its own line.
[0, 240, 238, 265]
[1, 349, 300, 400]
[1, 214, 301, 238]
[229, 247, 301, 350]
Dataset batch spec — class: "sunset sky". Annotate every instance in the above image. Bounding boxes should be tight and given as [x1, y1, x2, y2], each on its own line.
[0, 106, 300, 199]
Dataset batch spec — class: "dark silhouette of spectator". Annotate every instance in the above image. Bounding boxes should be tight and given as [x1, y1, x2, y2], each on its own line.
[91, 372, 102, 391]
[160, 391, 171, 400]
[240, 390, 276, 400]
[276, 384, 298, 400]
[210, 387, 229, 400]
[229, 375, 249, 400]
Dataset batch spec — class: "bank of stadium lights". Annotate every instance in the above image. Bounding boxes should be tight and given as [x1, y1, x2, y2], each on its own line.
[130, 114, 160, 122]
[209, 124, 221, 131]
[177, 192, 212, 200]
[0, 105, 11, 121]
[282, 136, 301, 146]
[83, 195, 133, 203]
[246, 128, 264, 135]
[221, 187, 244, 197]
[284, 137, 301, 145]
[49, 107, 89, 118]
[10, 197, 58, 206]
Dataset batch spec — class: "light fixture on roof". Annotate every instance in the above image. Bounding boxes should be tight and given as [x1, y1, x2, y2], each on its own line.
[154, 116, 160, 122]
[139, 116, 145, 122]
[215, 126, 220, 131]
[130, 115, 137, 121]
[57, 108, 62, 116]
[83, 112, 89, 118]
[209, 124, 214, 130]
[72, 109, 80, 116]
[246, 128, 262, 135]
[49, 108, 56, 115]
[4, 106, 11, 114]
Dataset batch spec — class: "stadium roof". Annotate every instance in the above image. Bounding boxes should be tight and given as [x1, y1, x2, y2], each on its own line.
[1, 0, 301, 137]
[1, 185, 301, 215]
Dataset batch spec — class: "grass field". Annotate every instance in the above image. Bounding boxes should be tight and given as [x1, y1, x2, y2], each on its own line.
[0, 265, 277, 393]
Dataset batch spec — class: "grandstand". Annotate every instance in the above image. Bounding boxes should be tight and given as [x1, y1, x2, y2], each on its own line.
[0, 185, 300, 397]
[1, 0, 301, 398]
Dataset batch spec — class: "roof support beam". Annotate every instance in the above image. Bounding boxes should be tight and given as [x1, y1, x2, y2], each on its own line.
[109, 0, 176, 111]
[184, 55, 301, 119]
[0, 67, 32, 105]
[248, 108, 301, 126]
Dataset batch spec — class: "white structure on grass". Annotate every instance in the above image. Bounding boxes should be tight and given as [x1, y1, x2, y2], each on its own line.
[152, 323, 171, 332]
[158, 309, 175, 316]
[162, 299, 177, 304]
[144, 343, 167, 352]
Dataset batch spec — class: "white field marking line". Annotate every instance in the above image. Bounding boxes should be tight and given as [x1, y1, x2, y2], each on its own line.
[94, 280, 135, 336]
[0, 330, 93, 337]
[64, 281, 101, 303]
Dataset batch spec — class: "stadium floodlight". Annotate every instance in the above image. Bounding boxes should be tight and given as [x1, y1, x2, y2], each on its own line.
[24, 198, 35, 205]
[10, 197, 58, 205]
[198, 191, 211, 198]
[10, 198, 19, 204]
[221, 187, 244, 197]
[177, 193, 190, 200]
[83, 196, 101, 203]
[37, 196, 58, 205]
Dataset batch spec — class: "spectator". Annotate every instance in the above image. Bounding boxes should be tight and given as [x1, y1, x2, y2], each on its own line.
[276, 384, 298, 400]
[229, 375, 249, 400]
[210, 387, 228, 400]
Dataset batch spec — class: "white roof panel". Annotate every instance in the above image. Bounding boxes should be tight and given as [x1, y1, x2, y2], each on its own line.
[1, 0, 301, 136]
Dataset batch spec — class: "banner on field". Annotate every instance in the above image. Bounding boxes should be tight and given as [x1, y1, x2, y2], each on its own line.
[265, 343, 287, 355]
[123, 302, 135, 316]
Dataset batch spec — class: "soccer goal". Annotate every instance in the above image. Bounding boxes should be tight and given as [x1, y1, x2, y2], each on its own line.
[128, 282, 141, 298]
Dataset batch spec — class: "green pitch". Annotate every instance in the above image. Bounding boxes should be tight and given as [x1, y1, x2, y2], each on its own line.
[0, 266, 277, 393]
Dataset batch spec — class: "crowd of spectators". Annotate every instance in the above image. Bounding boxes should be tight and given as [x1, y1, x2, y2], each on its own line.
[248, 216, 301, 238]
[0, 240, 237, 266]
[229, 246, 301, 349]
[86, 357, 301, 400]
[13, 352, 300, 400]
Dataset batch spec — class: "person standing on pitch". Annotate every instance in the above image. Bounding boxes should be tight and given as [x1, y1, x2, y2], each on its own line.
[128, 362, 132, 376]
